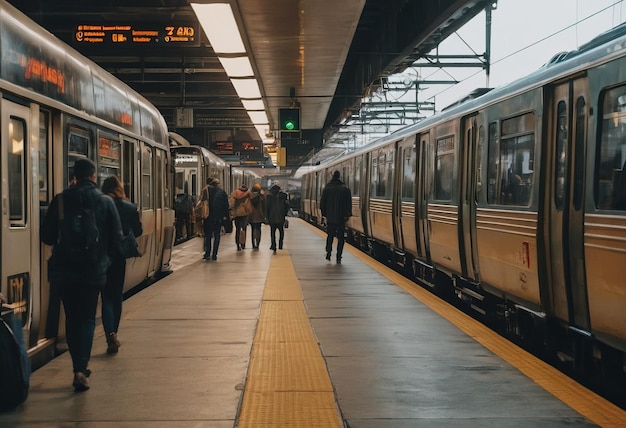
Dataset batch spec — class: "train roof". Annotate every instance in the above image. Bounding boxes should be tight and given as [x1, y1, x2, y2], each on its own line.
[303, 21, 626, 176]
[0, 0, 168, 146]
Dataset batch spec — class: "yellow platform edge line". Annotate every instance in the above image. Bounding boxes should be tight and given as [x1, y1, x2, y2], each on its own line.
[303, 219, 626, 427]
[237, 250, 343, 428]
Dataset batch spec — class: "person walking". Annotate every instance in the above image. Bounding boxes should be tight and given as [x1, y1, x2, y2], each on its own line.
[320, 170, 352, 264]
[229, 184, 253, 250]
[174, 183, 193, 240]
[203, 178, 229, 260]
[101, 176, 142, 354]
[248, 183, 266, 250]
[265, 183, 290, 254]
[41, 159, 124, 392]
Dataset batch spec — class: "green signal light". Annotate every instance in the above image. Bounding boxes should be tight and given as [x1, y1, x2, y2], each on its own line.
[284, 120, 296, 131]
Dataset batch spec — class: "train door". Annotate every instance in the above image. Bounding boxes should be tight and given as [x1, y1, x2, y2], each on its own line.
[460, 115, 480, 281]
[416, 132, 431, 262]
[546, 78, 589, 329]
[1, 99, 37, 347]
[394, 138, 417, 256]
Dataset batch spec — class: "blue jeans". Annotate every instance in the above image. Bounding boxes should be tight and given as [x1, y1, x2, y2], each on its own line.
[102, 257, 126, 335]
[203, 218, 222, 258]
[59, 282, 100, 373]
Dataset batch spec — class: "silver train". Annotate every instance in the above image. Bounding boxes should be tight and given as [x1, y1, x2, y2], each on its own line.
[0, 1, 175, 369]
[302, 23, 626, 399]
[170, 134, 261, 208]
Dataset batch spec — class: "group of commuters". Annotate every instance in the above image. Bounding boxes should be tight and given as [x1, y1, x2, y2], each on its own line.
[38, 163, 351, 394]
[196, 178, 291, 258]
[41, 159, 142, 392]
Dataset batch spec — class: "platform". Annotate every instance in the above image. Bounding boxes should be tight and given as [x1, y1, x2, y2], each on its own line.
[1, 218, 624, 427]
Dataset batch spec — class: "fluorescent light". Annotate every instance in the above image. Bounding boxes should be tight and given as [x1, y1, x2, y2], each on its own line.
[247, 111, 268, 124]
[190, 3, 245, 54]
[241, 99, 264, 110]
[231, 78, 261, 99]
[219, 57, 253, 77]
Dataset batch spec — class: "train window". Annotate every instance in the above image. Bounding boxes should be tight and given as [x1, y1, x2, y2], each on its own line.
[555, 102, 567, 211]
[156, 150, 164, 209]
[401, 146, 416, 201]
[434, 136, 454, 201]
[8, 117, 26, 226]
[354, 157, 361, 197]
[141, 145, 153, 208]
[371, 156, 380, 197]
[597, 86, 626, 210]
[385, 151, 394, 199]
[487, 123, 498, 203]
[122, 141, 137, 203]
[476, 125, 485, 203]
[97, 135, 120, 186]
[488, 113, 535, 207]
[39, 110, 49, 205]
[573, 97, 586, 211]
[67, 125, 91, 185]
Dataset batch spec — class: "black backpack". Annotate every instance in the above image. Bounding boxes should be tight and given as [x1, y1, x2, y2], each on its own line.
[0, 314, 29, 412]
[56, 187, 100, 266]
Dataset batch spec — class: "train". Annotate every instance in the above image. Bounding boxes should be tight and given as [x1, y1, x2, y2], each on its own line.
[0, 1, 175, 370]
[302, 23, 626, 401]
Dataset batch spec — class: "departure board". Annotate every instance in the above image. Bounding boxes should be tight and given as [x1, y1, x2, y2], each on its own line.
[74, 24, 198, 46]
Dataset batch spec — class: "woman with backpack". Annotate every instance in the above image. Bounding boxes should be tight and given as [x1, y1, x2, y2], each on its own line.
[101, 176, 142, 354]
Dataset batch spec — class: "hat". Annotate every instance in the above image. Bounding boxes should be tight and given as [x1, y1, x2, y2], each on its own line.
[252, 183, 261, 191]
[73, 158, 96, 180]
[332, 170, 340, 180]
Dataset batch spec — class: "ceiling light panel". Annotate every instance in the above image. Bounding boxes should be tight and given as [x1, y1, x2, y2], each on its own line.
[190, 3, 246, 54]
[219, 56, 254, 77]
[231, 78, 262, 99]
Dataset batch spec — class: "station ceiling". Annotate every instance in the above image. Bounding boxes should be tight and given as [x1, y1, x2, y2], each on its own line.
[9, 0, 493, 145]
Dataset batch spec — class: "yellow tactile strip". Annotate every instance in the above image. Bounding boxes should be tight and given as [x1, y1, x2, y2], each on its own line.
[237, 253, 343, 428]
[338, 232, 626, 428]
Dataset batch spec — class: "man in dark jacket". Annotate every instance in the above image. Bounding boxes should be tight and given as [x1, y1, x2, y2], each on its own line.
[265, 183, 289, 253]
[41, 159, 124, 392]
[203, 177, 229, 260]
[320, 170, 352, 263]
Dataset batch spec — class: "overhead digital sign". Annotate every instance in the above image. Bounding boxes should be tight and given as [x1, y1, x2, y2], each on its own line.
[74, 24, 198, 46]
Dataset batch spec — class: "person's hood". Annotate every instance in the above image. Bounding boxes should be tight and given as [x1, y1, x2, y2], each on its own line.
[231, 188, 250, 199]
[269, 184, 281, 194]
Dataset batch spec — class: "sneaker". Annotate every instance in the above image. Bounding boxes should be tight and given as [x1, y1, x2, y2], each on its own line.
[336, 257, 342, 264]
[73, 372, 90, 392]
[106, 332, 120, 354]
[211, 255, 217, 261]
[325, 252, 331, 261]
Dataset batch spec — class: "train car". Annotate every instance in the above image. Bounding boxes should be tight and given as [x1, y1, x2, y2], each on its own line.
[302, 23, 626, 398]
[0, 1, 175, 370]
[170, 134, 261, 203]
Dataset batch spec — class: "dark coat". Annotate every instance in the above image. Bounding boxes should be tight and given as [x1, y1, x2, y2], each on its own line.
[41, 180, 124, 287]
[265, 185, 289, 224]
[207, 185, 229, 223]
[249, 191, 266, 223]
[114, 198, 142, 238]
[320, 178, 352, 223]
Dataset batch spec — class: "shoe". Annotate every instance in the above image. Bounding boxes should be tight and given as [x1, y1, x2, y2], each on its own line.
[203, 253, 209, 260]
[336, 258, 342, 264]
[325, 252, 331, 261]
[106, 332, 120, 354]
[72, 372, 90, 392]
[241, 244, 246, 249]
[211, 255, 217, 261]
[273, 250, 277, 254]
[279, 243, 283, 250]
